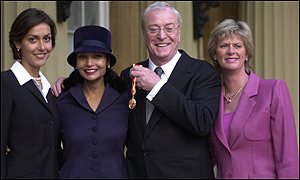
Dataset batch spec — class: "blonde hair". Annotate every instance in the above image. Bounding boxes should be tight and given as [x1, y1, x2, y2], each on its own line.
[207, 19, 254, 73]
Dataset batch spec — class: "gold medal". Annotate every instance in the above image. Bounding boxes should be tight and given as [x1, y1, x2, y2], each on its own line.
[128, 98, 136, 109]
[129, 64, 138, 109]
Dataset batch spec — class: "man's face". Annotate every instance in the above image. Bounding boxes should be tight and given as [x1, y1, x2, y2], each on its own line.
[143, 7, 181, 65]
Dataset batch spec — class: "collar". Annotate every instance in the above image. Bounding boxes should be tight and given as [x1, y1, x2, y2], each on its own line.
[148, 51, 181, 78]
[10, 61, 51, 93]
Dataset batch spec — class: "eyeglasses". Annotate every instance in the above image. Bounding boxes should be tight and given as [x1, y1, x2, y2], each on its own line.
[146, 24, 180, 36]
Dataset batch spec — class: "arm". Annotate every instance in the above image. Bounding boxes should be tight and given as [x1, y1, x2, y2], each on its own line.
[152, 62, 221, 136]
[271, 80, 299, 178]
[1, 75, 13, 178]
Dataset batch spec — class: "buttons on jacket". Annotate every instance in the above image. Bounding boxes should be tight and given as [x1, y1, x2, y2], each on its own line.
[143, 152, 149, 157]
[89, 126, 97, 132]
[92, 140, 98, 145]
[226, 173, 233, 178]
[92, 166, 99, 171]
[157, 103, 168, 113]
[91, 115, 98, 120]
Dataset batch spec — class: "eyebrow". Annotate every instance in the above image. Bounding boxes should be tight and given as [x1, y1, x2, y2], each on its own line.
[26, 33, 52, 37]
[148, 22, 176, 27]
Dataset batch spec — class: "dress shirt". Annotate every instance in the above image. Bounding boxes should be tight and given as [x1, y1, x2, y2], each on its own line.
[10, 61, 51, 102]
[146, 51, 181, 123]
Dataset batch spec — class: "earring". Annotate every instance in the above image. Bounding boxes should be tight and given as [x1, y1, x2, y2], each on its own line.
[107, 65, 111, 69]
[17, 48, 20, 52]
[245, 58, 248, 61]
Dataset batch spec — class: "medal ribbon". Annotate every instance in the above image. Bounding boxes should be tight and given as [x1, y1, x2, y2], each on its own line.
[129, 64, 138, 109]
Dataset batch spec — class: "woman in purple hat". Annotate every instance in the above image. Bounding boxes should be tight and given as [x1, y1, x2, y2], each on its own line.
[56, 25, 130, 179]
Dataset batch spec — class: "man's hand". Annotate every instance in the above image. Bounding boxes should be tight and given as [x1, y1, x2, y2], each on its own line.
[130, 65, 161, 91]
[51, 76, 66, 97]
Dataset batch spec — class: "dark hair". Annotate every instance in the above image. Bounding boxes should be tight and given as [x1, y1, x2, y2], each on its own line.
[63, 68, 128, 93]
[9, 8, 57, 60]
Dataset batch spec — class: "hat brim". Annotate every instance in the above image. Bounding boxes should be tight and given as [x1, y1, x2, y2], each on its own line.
[67, 46, 116, 68]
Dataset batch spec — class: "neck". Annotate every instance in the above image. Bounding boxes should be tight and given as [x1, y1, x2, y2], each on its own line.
[223, 73, 248, 94]
[83, 80, 105, 96]
[223, 74, 249, 104]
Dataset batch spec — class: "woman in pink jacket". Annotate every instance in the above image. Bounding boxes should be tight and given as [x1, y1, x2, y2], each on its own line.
[208, 19, 299, 178]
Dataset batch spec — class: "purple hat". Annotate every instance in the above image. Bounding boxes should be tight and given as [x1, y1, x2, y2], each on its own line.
[67, 25, 116, 68]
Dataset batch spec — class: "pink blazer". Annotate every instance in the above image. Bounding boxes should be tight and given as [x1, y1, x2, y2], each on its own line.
[210, 72, 299, 179]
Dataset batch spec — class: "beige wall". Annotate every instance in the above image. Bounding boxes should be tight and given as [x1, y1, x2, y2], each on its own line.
[1, 1, 298, 145]
[240, 1, 299, 145]
[1, 1, 70, 84]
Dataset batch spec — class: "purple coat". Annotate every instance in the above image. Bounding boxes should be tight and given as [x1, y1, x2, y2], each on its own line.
[210, 72, 299, 178]
[56, 83, 130, 179]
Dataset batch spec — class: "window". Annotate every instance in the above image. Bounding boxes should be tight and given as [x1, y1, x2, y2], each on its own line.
[67, 1, 109, 69]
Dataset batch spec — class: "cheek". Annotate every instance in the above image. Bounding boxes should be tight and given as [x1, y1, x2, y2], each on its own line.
[76, 59, 85, 68]
[216, 49, 225, 56]
[240, 49, 247, 56]
[46, 44, 54, 51]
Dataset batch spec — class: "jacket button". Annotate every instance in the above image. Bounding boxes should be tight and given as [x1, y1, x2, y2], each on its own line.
[92, 166, 99, 171]
[226, 173, 232, 178]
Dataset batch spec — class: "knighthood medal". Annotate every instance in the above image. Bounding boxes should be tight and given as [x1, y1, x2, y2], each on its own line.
[129, 64, 138, 109]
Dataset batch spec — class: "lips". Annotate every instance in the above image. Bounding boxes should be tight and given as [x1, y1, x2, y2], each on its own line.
[84, 69, 97, 73]
[225, 58, 238, 63]
[35, 53, 47, 59]
[156, 43, 169, 47]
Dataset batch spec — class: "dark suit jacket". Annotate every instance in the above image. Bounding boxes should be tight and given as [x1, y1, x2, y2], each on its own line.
[120, 50, 221, 178]
[1, 70, 61, 179]
[56, 83, 129, 178]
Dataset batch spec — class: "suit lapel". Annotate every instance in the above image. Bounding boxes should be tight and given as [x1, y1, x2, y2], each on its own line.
[25, 81, 52, 112]
[168, 52, 193, 91]
[143, 51, 193, 139]
[228, 72, 259, 148]
[96, 84, 120, 113]
[69, 83, 121, 113]
[214, 88, 231, 151]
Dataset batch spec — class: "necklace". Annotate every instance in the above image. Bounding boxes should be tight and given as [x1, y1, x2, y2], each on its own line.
[224, 77, 249, 103]
[32, 76, 42, 89]
[32, 77, 41, 81]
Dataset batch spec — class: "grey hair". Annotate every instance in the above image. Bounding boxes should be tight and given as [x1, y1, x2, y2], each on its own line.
[141, 1, 183, 32]
[207, 19, 254, 73]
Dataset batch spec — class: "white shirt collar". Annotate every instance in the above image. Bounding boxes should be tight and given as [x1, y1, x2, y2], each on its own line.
[10, 61, 51, 100]
[148, 51, 181, 78]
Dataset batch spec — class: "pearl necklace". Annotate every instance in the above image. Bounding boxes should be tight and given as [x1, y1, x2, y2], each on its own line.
[224, 77, 249, 103]
[32, 76, 42, 89]
[32, 77, 41, 81]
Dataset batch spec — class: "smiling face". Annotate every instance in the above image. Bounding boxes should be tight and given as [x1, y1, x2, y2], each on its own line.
[76, 52, 108, 82]
[143, 7, 181, 66]
[216, 34, 248, 73]
[15, 23, 53, 76]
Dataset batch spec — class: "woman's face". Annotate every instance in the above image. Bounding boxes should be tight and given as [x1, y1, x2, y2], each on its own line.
[16, 23, 53, 74]
[215, 34, 248, 73]
[76, 52, 108, 82]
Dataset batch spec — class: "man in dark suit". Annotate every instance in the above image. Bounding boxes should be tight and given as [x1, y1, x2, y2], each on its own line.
[120, 1, 221, 179]
[51, 1, 221, 178]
